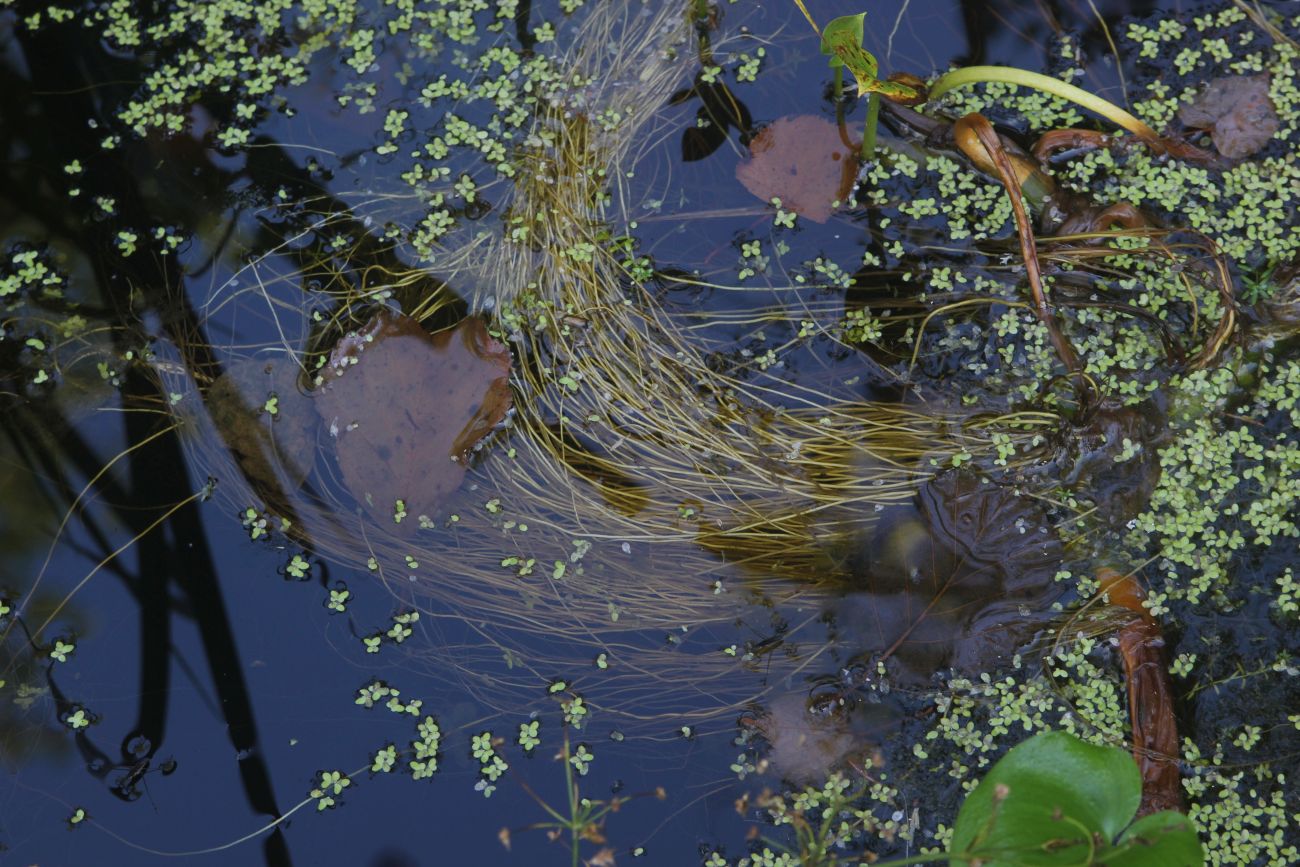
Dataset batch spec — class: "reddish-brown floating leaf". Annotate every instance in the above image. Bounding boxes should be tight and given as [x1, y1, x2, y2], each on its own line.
[735, 115, 857, 223]
[1178, 75, 1279, 159]
[315, 310, 511, 530]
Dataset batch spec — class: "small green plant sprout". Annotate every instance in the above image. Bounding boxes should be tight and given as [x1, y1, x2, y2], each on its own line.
[472, 730, 509, 796]
[66, 807, 87, 828]
[409, 716, 441, 781]
[48, 638, 75, 663]
[505, 731, 666, 867]
[793, 2, 1163, 162]
[241, 506, 269, 541]
[561, 693, 588, 728]
[326, 584, 349, 613]
[807, 7, 922, 159]
[309, 769, 351, 811]
[284, 553, 309, 579]
[387, 610, 418, 643]
[63, 706, 92, 730]
[947, 731, 1202, 867]
[519, 719, 542, 753]
[371, 744, 397, 774]
[355, 679, 394, 709]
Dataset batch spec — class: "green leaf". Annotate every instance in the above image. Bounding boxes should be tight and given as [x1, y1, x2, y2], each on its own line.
[819, 14, 867, 72]
[1107, 812, 1204, 867]
[950, 731, 1141, 866]
[818, 13, 918, 102]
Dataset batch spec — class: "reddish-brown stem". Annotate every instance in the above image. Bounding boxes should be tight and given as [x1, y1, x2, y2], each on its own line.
[958, 113, 1093, 409]
[1099, 568, 1186, 817]
[1034, 126, 1223, 167]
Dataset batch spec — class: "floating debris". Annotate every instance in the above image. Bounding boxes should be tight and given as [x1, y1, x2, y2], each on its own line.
[1178, 75, 1279, 159]
[315, 310, 512, 530]
[736, 115, 857, 223]
[1099, 568, 1184, 817]
[843, 470, 1063, 683]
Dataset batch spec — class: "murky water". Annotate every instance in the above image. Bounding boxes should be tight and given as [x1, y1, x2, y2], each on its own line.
[2, 1, 1298, 864]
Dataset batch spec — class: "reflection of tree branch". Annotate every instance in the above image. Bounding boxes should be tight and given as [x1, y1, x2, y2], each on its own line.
[4, 19, 295, 866]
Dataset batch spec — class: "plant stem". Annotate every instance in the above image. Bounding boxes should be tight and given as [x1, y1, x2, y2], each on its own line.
[791, 0, 819, 33]
[562, 734, 579, 867]
[928, 65, 1161, 144]
[964, 114, 1095, 411]
[862, 91, 881, 160]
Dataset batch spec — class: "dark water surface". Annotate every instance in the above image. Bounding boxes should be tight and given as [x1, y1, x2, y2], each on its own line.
[0, 1, 1272, 864]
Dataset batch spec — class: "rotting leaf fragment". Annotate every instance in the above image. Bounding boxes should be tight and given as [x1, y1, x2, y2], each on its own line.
[1178, 75, 1279, 159]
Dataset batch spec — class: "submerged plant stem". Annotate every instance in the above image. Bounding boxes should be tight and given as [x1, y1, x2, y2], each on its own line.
[963, 114, 1093, 409]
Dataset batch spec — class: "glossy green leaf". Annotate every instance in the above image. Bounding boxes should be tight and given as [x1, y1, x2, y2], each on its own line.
[950, 731, 1141, 866]
[1107, 811, 1204, 867]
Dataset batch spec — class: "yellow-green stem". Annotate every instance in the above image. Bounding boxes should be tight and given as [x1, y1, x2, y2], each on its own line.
[929, 65, 1160, 142]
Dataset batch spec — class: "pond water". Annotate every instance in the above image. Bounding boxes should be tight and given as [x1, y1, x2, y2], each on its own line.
[2, 1, 1298, 865]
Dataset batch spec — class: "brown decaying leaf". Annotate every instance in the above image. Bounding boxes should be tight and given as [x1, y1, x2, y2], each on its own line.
[586, 847, 617, 867]
[315, 310, 512, 530]
[845, 469, 1064, 684]
[736, 115, 858, 223]
[1178, 75, 1279, 159]
[1099, 569, 1185, 817]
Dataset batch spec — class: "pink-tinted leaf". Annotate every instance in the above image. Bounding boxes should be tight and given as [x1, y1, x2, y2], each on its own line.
[736, 115, 858, 224]
[1178, 75, 1278, 159]
[315, 310, 511, 530]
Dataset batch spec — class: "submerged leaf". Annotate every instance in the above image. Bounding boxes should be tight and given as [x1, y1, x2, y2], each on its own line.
[671, 78, 753, 162]
[743, 693, 861, 786]
[843, 469, 1063, 683]
[1178, 75, 1278, 159]
[736, 115, 857, 223]
[206, 356, 317, 492]
[315, 310, 511, 530]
